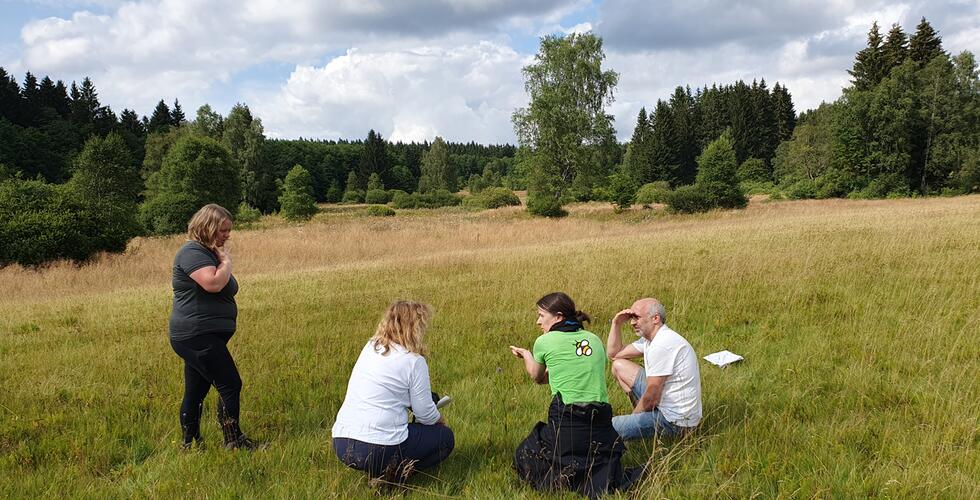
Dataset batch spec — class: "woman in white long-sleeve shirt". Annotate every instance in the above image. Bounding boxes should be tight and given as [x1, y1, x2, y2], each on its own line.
[332, 301, 454, 484]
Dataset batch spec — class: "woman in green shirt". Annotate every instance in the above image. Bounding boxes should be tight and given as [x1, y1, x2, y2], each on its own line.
[509, 292, 637, 497]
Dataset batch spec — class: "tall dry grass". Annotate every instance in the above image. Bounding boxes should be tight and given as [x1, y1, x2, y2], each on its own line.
[1, 196, 978, 498]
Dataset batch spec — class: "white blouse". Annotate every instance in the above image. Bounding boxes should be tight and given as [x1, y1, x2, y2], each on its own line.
[331, 340, 441, 445]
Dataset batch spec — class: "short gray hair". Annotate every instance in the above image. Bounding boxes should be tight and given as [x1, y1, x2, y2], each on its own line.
[647, 301, 667, 323]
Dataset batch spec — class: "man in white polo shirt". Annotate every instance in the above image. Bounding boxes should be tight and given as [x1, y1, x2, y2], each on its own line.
[606, 298, 702, 440]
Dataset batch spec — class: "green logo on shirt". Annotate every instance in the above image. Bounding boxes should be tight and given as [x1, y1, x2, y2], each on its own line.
[574, 339, 593, 357]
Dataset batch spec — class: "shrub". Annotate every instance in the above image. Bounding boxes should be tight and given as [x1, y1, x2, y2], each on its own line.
[365, 189, 391, 204]
[0, 179, 139, 266]
[140, 190, 200, 235]
[236, 203, 261, 226]
[341, 189, 365, 204]
[783, 179, 818, 200]
[635, 181, 672, 205]
[666, 185, 713, 214]
[366, 205, 396, 217]
[391, 190, 417, 209]
[279, 165, 317, 221]
[463, 187, 521, 209]
[701, 181, 749, 209]
[526, 193, 566, 217]
[416, 189, 461, 208]
[608, 171, 638, 211]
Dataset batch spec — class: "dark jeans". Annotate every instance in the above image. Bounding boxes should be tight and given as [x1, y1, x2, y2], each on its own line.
[333, 423, 455, 482]
[170, 331, 242, 424]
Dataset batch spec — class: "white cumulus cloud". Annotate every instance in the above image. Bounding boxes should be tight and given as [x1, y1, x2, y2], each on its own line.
[251, 42, 527, 143]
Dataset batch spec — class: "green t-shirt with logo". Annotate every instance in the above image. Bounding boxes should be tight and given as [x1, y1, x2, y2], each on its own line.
[532, 329, 608, 404]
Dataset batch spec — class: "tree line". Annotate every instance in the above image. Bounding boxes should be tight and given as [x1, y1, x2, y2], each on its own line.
[513, 18, 977, 216]
[775, 18, 979, 198]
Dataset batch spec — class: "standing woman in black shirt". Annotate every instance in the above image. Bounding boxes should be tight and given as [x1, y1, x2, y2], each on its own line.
[169, 204, 257, 450]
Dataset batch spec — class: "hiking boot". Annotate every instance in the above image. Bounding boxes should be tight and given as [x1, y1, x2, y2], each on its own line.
[179, 403, 203, 450]
[217, 398, 261, 451]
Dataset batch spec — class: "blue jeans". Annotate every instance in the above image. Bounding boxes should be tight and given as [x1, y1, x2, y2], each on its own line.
[333, 423, 454, 482]
[611, 371, 684, 440]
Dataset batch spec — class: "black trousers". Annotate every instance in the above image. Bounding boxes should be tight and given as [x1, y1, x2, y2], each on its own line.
[514, 394, 628, 498]
[170, 331, 242, 424]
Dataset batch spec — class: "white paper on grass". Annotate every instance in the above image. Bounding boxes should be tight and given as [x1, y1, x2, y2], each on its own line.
[703, 350, 743, 367]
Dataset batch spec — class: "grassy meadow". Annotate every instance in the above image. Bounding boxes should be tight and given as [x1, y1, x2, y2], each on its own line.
[1, 196, 978, 498]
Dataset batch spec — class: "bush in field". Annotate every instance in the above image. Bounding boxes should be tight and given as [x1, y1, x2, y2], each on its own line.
[391, 190, 416, 208]
[279, 165, 317, 221]
[608, 171, 638, 211]
[635, 181, 671, 205]
[416, 189, 461, 208]
[0, 179, 128, 266]
[463, 187, 521, 209]
[342, 189, 365, 204]
[140, 135, 241, 235]
[236, 203, 262, 226]
[666, 184, 713, 213]
[365, 189, 390, 204]
[667, 132, 748, 213]
[366, 205, 396, 217]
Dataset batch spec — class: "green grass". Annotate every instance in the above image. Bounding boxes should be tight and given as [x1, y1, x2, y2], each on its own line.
[1, 197, 978, 498]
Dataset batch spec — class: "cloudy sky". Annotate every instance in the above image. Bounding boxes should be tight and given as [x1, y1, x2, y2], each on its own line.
[2, 0, 978, 143]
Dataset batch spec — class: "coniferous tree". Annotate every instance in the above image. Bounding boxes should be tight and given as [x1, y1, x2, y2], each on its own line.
[148, 99, 172, 133]
[170, 99, 186, 126]
[623, 107, 653, 183]
[882, 23, 909, 71]
[52, 81, 71, 118]
[772, 83, 797, 143]
[750, 79, 778, 164]
[909, 17, 944, 66]
[849, 22, 888, 90]
[70, 77, 100, 125]
[728, 81, 753, 163]
[0, 68, 22, 124]
[21, 72, 39, 124]
[647, 100, 678, 184]
[358, 130, 390, 188]
[670, 86, 698, 185]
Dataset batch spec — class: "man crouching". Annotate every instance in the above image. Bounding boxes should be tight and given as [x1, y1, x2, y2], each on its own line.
[606, 298, 702, 440]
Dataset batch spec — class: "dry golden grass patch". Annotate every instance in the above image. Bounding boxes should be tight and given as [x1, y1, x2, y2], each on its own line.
[2, 195, 978, 307]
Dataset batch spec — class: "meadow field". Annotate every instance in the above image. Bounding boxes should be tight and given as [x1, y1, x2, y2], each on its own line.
[1, 196, 978, 498]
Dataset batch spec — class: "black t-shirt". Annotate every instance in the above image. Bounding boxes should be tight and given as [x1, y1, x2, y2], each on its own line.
[169, 241, 238, 340]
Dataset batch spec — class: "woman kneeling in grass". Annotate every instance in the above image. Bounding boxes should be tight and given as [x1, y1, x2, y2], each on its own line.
[509, 292, 638, 497]
[332, 301, 454, 485]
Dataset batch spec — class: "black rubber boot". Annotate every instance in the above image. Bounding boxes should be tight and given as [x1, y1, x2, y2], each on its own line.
[218, 397, 259, 451]
[180, 402, 203, 450]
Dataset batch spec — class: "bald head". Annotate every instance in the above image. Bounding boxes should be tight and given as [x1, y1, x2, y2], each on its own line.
[631, 298, 666, 324]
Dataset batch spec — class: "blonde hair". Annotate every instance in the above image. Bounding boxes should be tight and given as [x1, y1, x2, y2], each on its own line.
[371, 301, 431, 356]
[187, 204, 233, 250]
